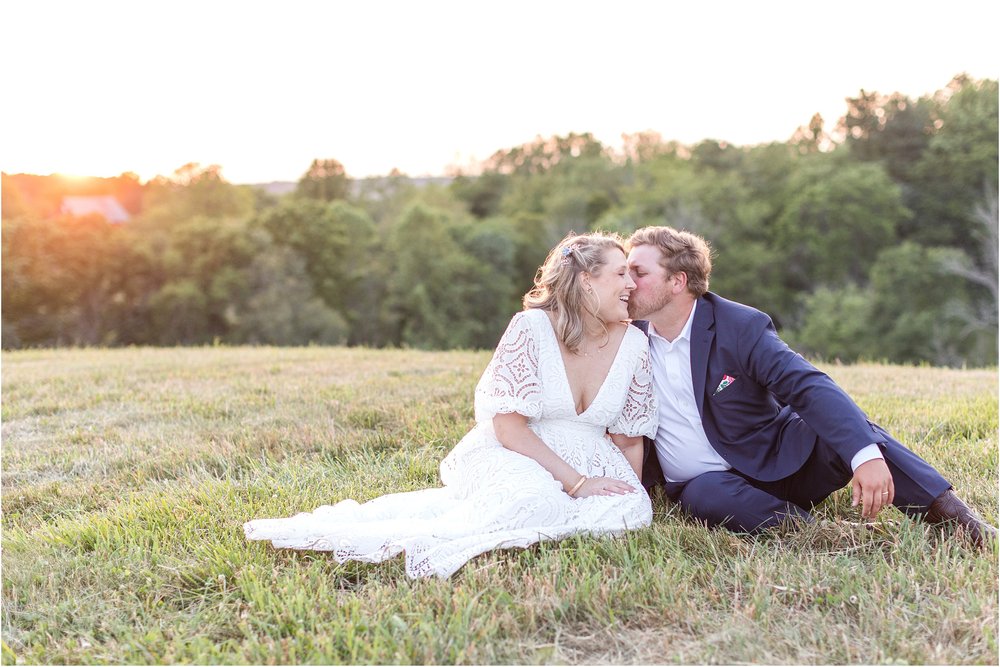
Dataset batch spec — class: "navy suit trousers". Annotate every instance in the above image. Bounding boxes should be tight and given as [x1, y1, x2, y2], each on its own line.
[662, 426, 952, 534]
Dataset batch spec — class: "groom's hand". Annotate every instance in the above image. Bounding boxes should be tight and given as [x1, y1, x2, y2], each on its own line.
[851, 459, 895, 519]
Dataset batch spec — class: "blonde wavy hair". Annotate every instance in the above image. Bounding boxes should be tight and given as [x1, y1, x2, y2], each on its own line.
[523, 231, 626, 354]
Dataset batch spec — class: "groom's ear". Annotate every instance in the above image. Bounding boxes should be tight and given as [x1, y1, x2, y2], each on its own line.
[672, 271, 689, 294]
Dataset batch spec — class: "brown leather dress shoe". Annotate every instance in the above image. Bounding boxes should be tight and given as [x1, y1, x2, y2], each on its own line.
[925, 490, 998, 548]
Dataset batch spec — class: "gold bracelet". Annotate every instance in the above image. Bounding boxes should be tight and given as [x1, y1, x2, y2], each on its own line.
[568, 475, 588, 497]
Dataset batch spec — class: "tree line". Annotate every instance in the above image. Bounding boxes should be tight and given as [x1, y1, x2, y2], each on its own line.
[2, 75, 996, 366]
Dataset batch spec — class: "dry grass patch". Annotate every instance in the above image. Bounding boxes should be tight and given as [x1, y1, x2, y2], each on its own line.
[2, 347, 997, 664]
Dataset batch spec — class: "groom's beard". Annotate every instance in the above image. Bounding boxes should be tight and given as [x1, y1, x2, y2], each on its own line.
[628, 284, 672, 320]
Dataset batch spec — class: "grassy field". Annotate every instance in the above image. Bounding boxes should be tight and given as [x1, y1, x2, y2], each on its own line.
[2, 346, 997, 664]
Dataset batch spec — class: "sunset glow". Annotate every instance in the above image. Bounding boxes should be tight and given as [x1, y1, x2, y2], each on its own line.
[3, 0, 998, 183]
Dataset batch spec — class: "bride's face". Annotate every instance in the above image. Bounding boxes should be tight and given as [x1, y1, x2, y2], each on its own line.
[586, 248, 635, 323]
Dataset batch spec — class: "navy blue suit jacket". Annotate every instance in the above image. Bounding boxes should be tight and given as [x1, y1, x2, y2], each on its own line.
[637, 292, 885, 487]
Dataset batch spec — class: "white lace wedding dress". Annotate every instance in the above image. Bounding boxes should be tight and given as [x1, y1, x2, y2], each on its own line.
[244, 309, 658, 578]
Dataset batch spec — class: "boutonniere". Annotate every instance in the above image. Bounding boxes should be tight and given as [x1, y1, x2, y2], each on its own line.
[714, 374, 736, 395]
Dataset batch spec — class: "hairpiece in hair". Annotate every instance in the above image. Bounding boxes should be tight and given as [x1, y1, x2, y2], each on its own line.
[560, 243, 581, 266]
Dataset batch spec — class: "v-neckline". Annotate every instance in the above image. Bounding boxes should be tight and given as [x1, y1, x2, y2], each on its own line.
[538, 311, 629, 417]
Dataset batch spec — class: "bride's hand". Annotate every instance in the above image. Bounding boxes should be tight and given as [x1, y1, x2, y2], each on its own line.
[574, 476, 636, 497]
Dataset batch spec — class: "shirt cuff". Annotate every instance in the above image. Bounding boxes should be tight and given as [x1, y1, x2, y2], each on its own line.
[850, 443, 884, 471]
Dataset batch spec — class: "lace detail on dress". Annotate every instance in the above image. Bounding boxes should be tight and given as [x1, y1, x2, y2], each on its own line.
[608, 345, 658, 438]
[474, 311, 543, 422]
[245, 309, 656, 579]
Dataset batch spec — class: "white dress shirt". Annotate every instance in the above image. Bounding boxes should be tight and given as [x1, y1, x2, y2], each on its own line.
[648, 302, 882, 484]
[648, 303, 730, 482]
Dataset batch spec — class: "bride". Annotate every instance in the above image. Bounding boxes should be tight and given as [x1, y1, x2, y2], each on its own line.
[244, 232, 658, 578]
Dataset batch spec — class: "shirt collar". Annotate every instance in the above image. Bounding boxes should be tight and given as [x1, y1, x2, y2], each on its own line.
[648, 300, 697, 344]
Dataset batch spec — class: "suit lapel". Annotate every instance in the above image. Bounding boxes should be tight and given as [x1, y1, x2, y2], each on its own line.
[690, 296, 715, 417]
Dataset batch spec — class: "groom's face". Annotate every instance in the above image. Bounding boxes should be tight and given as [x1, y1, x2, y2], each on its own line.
[627, 245, 674, 319]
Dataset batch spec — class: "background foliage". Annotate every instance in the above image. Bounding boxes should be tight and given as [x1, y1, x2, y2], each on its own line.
[3, 75, 997, 366]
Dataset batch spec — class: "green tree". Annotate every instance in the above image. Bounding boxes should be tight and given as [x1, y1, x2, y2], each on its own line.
[253, 198, 376, 329]
[935, 185, 999, 365]
[506, 211, 554, 301]
[840, 91, 934, 183]
[597, 152, 703, 235]
[141, 163, 256, 223]
[142, 216, 258, 344]
[484, 133, 606, 176]
[2, 214, 138, 347]
[910, 76, 999, 251]
[867, 242, 972, 365]
[230, 243, 348, 345]
[449, 170, 509, 219]
[785, 285, 874, 362]
[295, 159, 351, 202]
[352, 169, 418, 228]
[690, 139, 745, 172]
[489, 134, 622, 247]
[385, 203, 481, 348]
[788, 243, 979, 366]
[452, 218, 520, 347]
[774, 156, 908, 294]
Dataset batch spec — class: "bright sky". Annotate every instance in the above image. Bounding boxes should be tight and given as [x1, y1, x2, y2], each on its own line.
[2, 0, 997, 184]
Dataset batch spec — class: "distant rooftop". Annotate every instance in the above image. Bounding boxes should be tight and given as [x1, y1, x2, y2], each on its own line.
[60, 195, 131, 223]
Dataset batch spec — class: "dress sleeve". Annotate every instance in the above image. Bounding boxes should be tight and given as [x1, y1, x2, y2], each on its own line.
[608, 342, 658, 438]
[474, 311, 544, 422]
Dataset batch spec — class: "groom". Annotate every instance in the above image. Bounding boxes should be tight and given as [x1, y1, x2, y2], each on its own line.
[625, 225, 996, 547]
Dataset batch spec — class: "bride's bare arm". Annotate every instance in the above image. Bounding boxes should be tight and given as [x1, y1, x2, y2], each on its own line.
[609, 433, 644, 482]
[493, 412, 635, 497]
